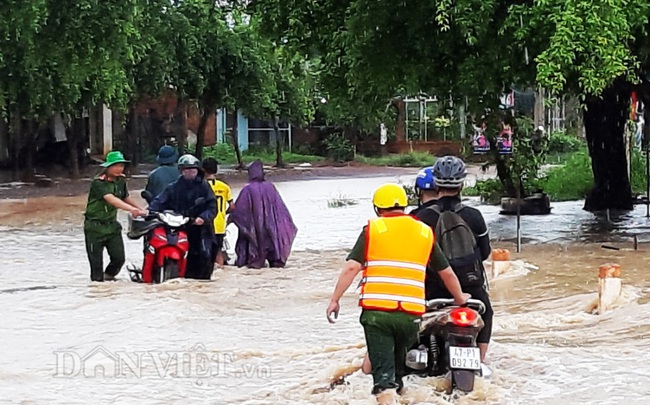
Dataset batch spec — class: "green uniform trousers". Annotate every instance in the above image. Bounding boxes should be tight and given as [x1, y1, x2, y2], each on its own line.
[360, 309, 420, 395]
[84, 220, 125, 282]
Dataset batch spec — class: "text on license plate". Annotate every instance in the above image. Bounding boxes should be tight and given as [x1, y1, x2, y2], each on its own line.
[449, 346, 480, 370]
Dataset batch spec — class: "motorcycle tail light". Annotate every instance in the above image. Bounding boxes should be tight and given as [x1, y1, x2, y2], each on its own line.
[449, 308, 478, 327]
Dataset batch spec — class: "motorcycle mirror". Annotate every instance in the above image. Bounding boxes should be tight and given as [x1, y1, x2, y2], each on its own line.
[141, 190, 154, 203]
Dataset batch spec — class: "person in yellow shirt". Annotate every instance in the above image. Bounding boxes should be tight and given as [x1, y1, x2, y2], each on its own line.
[202, 158, 234, 266]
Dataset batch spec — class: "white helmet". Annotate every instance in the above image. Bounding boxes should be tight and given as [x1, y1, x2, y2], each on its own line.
[178, 154, 200, 169]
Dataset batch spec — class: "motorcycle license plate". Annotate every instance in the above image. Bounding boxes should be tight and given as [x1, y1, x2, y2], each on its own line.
[449, 346, 481, 371]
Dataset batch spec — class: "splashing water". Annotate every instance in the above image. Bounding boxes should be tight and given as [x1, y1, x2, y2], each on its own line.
[2, 175, 650, 404]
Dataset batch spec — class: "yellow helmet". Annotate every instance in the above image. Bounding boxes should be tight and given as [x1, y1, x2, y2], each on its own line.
[372, 183, 408, 209]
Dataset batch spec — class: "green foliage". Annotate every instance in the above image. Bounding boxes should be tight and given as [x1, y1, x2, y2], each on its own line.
[251, 0, 524, 126]
[202, 144, 323, 165]
[355, 152, 434, 167]
[540, 149, 594, 201]
[468, 147, 649, 202]
[0, 0, 141, 119]
[129, 0, 175, 100]
[400, 183, 419, 207]
[630, 149, 648, 195]
[292, 143, 316, 156]
[204, 143, 238, 163]
[463, 179, 506, 205]
[543, 148, 649, 201]
[510, 117, 548, 191]
[506, 0, 650, 98]
[475, 115, 549, 198]
[322, 134, 355, 162]
[548, 131, 584, 154]
[252, 0, 650, 134]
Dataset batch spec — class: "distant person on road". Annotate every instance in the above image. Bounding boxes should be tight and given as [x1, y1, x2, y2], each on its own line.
[84, 151, 147, 282]
[145, 145, 179, 199]
[228, 160, 297, 269]
[202, 157, 234, 267]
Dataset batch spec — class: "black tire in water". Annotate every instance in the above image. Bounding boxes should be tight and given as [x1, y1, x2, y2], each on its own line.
[164, 259, 180, 281]
[451, 369, 475, 393]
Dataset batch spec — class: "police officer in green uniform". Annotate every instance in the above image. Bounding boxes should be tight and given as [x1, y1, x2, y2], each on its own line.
[84, 151, 147, 282]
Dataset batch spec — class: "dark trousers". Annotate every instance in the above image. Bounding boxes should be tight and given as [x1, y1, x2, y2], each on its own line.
[84, 224, 125, 282]
[360, 310, 419, 394]
[184, 227, 213, 280]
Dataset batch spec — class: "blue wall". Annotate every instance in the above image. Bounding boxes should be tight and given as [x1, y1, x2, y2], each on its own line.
[216, 109, 249, 152]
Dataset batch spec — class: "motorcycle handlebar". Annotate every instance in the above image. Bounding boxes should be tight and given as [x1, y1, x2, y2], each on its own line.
[145, 211, 204, 226]
[425, 298, 486, 315]
[143, 198, 206, 223]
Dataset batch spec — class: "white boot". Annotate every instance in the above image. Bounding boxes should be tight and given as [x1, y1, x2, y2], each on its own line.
[480, 363, 492, 378]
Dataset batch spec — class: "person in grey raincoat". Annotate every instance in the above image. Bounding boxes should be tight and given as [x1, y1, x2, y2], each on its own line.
[145, 145, 180, 199]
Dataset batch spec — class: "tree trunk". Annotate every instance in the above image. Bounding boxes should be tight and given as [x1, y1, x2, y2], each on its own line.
[274, 115, 284, 167]
[230, 107, 244, 170]
[78, 114, 89, 171]
[66, 115, 81, 179]
[10, 110, 21, 180]
[583, 82, 633, 212]
[176, 97, 188, 155]
[23, 120, 37, 182]
[194, 106, 212, 161]
[394, 99, 406, 142]
[126, 105, 140, 167]
[494, 154, 517, 197]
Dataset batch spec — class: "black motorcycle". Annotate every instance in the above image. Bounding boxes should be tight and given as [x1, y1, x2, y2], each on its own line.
[404, 298, 487, 394]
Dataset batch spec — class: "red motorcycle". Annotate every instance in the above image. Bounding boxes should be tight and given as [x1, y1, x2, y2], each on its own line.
[126, 192, 205, 284]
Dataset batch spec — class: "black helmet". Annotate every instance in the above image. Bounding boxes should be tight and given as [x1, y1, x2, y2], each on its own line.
[432, 156, 466, 188]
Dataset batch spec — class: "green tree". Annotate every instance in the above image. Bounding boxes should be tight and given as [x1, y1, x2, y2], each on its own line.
[167, 0, 222, 159]
[126, 0, 178, 164]
[267, 51, 315, 167]
[251, 1, 396, 138]
[240, 44, 315, 167]
[220, 13, 276, 169]
[0, 0, 142, 179]
[252, 0, 650, 210]
[506, 0, 650, 211]
[0, 0, 48, 179]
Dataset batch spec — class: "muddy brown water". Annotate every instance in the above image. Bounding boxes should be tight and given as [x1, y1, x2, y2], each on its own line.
[1, 174, 650, 404]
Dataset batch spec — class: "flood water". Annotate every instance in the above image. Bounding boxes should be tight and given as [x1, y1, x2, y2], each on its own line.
[2, 172, 650, 404]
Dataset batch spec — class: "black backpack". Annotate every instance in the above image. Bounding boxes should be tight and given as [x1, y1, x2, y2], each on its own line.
[427, 203, 485, 289]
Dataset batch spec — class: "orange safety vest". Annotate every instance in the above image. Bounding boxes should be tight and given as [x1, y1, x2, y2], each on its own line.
[359, 214, 434, 316]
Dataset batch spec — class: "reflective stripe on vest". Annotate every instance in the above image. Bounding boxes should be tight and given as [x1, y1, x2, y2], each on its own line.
[366, 260, 427, 272]
[362, 276, 425, 288]
[358, 293, 426, 306]
[360, 215, 434, 316]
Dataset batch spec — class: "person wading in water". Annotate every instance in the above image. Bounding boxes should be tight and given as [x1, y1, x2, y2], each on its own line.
[326, 183, 469, 404]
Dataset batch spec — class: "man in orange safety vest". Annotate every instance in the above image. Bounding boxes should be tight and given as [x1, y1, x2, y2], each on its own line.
[326, 183, 469, 404]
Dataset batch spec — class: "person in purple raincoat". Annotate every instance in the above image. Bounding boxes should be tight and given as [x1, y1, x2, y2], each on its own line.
[228, 160, 297, 268]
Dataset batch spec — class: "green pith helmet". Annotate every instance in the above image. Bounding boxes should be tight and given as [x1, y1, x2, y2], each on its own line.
[101, 151, 130, 168]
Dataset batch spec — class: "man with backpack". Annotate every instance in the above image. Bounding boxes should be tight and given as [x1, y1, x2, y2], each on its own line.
[326, 183, 470, 404]
[411, 156, 494, 376]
